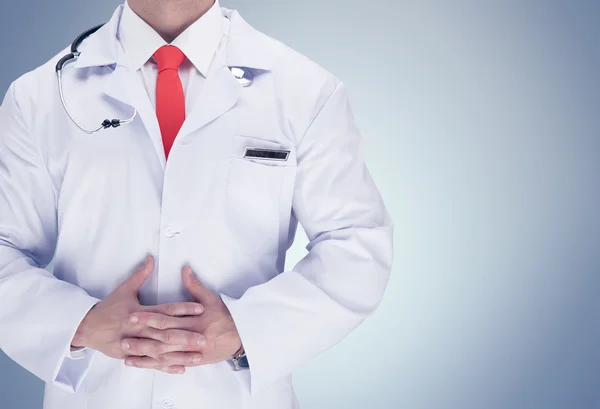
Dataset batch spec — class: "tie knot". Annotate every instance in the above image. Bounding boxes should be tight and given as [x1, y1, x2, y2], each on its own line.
[154, 45, 186, 72]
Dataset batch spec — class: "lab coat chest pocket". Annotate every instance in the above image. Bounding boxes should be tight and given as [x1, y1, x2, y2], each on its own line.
[224, 135, 297, 256]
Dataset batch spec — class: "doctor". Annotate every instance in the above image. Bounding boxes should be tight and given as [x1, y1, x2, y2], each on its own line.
[0, 0, 393, 408]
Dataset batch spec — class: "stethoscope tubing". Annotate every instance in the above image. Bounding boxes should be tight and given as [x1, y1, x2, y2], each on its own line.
[56, 23, 138, 134]
[57, 22, 254, 134]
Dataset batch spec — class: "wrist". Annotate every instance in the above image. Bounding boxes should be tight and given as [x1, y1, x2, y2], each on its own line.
[71, 323, 89, 348]
[71, 304, 97, 348]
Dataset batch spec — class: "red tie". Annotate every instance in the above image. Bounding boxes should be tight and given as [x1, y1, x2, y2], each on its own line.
[154, 45, 186, 160]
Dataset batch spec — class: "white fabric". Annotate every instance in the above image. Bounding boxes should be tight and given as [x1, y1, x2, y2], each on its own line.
[0, 3, 393, 409]
[61, 0, 225, 362]
[119, 0, 226, 113]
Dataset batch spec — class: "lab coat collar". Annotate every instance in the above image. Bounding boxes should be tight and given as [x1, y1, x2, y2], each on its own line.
[72, 5, 122, 69]
[119, 0, 224, 76]
[71, 4, 278, 171]
[221, 8, 278, 71]
[73, 4, 277, 71]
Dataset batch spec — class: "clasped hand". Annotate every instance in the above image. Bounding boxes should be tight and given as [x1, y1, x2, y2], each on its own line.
[71, 256, 242, 374]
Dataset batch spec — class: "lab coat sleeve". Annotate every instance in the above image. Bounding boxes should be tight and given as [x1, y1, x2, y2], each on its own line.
[220, 79, 394, 395]
[0, 82, 102, 393]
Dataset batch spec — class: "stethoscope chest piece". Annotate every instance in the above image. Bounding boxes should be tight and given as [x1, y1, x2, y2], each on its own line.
[229, 67, 254, 87]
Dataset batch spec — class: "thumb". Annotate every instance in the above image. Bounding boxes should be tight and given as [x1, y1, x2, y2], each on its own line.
[118, 255, 154, 295]
[182, 266, 213, 301]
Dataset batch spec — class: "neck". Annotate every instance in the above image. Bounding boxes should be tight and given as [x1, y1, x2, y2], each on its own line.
[127, 0, 216, 43]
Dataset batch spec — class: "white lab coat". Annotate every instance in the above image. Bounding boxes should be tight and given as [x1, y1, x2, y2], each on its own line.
[0, 4, 393, 409]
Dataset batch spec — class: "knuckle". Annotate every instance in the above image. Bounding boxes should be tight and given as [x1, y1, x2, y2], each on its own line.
[125, 314, 136, 326]
[165, 304, 176, 316]
[123, 342, 135, 353]
[129, 312, 144, 325]
[165, 332, 175, 344]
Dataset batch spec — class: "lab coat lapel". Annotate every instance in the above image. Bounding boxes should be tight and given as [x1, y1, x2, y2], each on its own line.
[177, 62, 241, 141]
[102, 64, 167, 169]
[69, 5, 278, 163]
[176, 8, 278, 140]
[71, 4, 167, 169]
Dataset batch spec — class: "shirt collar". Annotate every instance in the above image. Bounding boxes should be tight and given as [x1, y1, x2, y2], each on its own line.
[118, 0, 225, 76]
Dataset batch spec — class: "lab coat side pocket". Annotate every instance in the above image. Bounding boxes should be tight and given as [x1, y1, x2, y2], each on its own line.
[224, 135, 297, 259]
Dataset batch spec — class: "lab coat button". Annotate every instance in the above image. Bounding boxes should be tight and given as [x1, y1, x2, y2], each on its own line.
[164, 225, 181, 238]
[161, 399, 176, 409]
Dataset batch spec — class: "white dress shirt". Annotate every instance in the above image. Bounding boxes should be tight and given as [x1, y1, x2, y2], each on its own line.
[118, 0, 227, 114]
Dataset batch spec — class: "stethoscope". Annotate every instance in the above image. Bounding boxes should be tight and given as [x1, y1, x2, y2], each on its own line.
[55, 24, 254, 135]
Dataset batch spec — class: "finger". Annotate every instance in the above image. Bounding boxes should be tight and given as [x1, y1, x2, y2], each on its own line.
[117, 256, 154, 294]
[140, 328, 206, 347]
[121, 338, 164, 359]
[156, 351, 204, 366]
[121, 338, 201, 359]
[129, 312, 197, 330]
[160, 365, 186, 375]
[144, 302, 204, 316]
[181, 266, 214, 302]
[124, 356, 185, 374]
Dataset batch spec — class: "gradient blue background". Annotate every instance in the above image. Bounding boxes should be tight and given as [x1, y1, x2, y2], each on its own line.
[1, 1, 599, 408]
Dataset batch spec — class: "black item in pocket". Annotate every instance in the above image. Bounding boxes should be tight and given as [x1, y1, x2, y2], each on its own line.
[243, 147, 290, 161]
